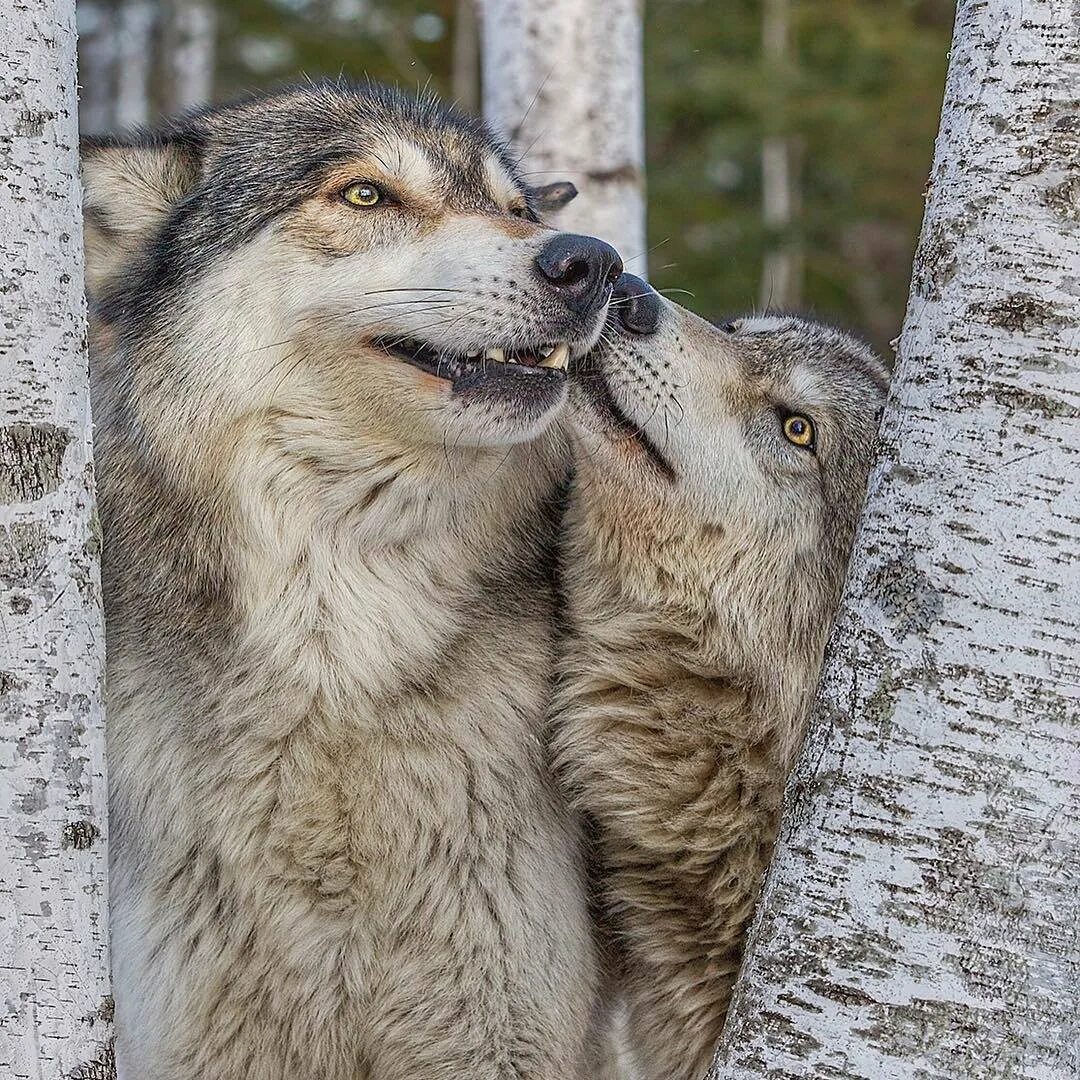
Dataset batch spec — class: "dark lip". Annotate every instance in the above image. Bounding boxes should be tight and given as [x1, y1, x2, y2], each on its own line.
[576, 358, 677, 482]
[373, 337, 568, 389]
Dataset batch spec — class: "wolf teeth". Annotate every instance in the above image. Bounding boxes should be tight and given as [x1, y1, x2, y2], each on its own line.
[485, 347, 506, 363]
[536, 342, 570, 372]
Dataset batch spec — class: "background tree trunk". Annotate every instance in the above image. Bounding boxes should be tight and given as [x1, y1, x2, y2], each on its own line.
[77, 0, 118, 136]
[452, 0, 480, 116]
[165, 0, 217, 113]
[759, 0, 802, 310]
[478, 0, 647, 273]
[711, 1, 1080, 1076]
[114, 0, 155, 129]
[0, 0, 112, 1076]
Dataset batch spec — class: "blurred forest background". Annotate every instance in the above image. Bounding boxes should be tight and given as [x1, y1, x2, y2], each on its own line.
[76, 0, 954, 351]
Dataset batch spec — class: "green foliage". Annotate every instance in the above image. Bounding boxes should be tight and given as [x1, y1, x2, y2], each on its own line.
[214, 0, 456, 100]
[210, 0, 953, 350]
[644, 0, 953, 349]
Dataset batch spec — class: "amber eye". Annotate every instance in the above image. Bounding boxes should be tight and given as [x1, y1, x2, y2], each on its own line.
[341, 182, 382, 208]
[783, 414, 815, 449]
[508, 204, 530, 219]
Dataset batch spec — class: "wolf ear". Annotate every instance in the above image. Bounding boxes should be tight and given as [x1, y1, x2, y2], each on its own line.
[531, 180, 578, 213]
[81, 135, 202, 297]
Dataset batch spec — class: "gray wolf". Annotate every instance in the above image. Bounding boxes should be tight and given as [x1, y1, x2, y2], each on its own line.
[82, 81, 621, 1079]
[551, 277, 887, 1079]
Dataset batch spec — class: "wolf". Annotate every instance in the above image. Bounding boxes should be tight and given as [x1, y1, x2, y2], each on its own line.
[551, 277, 887, 1079]
[82, 82, 623, 1079]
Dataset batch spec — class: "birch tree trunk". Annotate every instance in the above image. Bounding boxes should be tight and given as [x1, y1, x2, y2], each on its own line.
[479, 0, 647, 272]
[165, 0, 216, 113]
[77, 0, 118, 136]
[114, 0, 155, 129]
[452, 0, 480, 116]
[711, 2, 1080, 1076]
[0, 0, 112, 1076]
[759, 0, 802, 309]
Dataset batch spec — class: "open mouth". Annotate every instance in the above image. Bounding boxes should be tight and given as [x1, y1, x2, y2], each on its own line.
[576, 361, 677, 482]
[375, 338, 570, 385]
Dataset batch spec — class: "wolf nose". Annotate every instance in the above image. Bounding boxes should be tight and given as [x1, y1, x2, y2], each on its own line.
[612, 273, 661, 335]
[534, 234, 623, 315]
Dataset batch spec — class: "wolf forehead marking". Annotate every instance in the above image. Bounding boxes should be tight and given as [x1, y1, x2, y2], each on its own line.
[193, 84, 522, 212]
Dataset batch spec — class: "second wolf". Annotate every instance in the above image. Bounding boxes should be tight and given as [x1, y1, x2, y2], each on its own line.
[85, 83, 622, 1079]
[552, 279, 887, 1078]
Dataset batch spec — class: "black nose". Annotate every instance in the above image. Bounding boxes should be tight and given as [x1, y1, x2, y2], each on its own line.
[534, 233, 623, 316]
[612, 273, 661, 335]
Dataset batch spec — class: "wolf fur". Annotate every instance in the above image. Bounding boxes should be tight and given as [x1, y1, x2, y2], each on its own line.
[552, 300, 888, 1079]
[83, 82, 616, 1079]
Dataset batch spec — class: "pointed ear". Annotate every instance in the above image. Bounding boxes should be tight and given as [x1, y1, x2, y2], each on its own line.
[81, 135, 202, 297]
[531, 180, 578, 213]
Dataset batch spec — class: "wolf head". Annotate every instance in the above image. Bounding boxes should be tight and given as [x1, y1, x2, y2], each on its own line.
[566, 277, 887, 697]
[83, 82, 621, 474]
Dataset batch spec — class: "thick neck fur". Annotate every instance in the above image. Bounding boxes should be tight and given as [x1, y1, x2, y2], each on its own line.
[94, 328, 567, 730]
[559, 475, 840, 762]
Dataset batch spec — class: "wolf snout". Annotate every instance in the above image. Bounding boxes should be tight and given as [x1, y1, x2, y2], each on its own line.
[534, 234, 623, 318]
[612, 273, 661, 335]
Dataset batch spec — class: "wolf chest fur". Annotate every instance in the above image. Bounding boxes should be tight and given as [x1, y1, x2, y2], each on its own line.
[84, 82, 623, 1079]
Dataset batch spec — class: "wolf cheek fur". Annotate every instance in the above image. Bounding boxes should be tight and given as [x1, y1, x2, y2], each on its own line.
[552, 285, 888, 1080]
[85, 82, 621, 1080]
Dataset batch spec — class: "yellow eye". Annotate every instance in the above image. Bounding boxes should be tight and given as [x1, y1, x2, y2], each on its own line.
[341, 182, 381, 208]
[783, 414, 815, 448]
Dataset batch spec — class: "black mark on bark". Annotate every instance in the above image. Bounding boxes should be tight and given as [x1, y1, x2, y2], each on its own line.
[0, 670, 25, 695]
[868, 550, 943, 638]
[67, 1038, 116, 1080]
[912, 223, 957, 300]
[0, 521, 49, 587]
[968, 293, 1063, 332]
[1042, 175, 1080, 221]
[63, 819, 101, 850]
[0, 422, 71, 503]
[584, 163, 642, 185]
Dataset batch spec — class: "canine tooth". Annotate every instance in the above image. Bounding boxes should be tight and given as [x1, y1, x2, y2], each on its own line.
[466, 350, 481, 359]
[536, 342, 570, 371]
[485, 347, 506, 362]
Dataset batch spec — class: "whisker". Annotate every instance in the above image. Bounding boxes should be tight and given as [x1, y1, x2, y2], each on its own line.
[511, 67, 555, 144]
[363, 287, 469, 296]
[619, 237, 671, 265]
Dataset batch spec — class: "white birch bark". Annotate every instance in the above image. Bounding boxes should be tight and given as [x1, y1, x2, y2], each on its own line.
[165, 0, 216, 113]
[711, 1, 1080, 1077]
[0, 0, 112, 1076]
[114, 0, 155, 129]
[479, 0, 647, 272]
[77, 0, 117, 136]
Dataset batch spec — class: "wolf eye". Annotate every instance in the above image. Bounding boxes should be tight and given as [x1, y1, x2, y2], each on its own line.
[783, 414, 815, 449]
[508, 205, 531, 219]
[341, 182, 382, 208]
